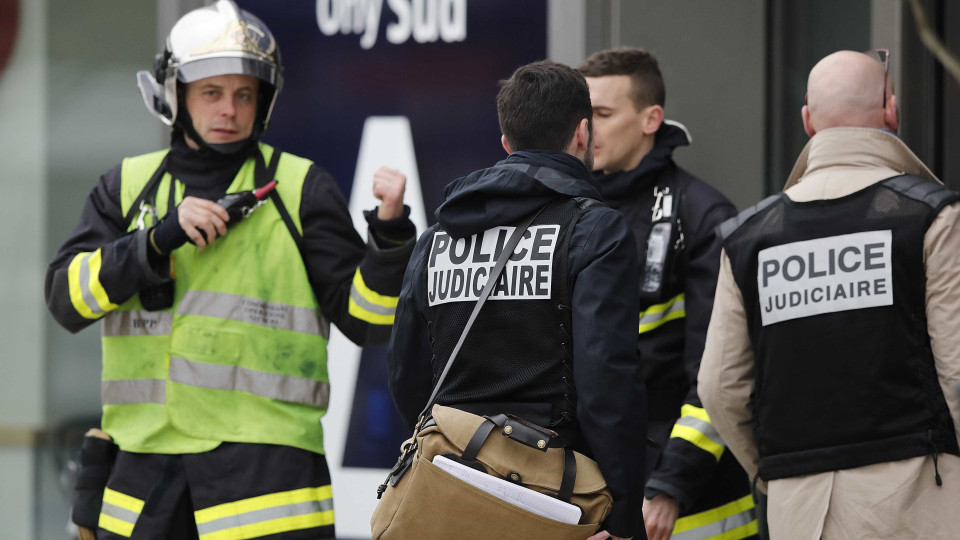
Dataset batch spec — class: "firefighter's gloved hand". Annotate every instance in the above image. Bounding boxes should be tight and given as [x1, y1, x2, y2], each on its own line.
[149, 207, 189, 255]
[72, 429, 118, 533]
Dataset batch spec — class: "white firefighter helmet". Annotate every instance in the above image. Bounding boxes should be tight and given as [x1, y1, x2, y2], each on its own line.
[136, 0, 283, 135]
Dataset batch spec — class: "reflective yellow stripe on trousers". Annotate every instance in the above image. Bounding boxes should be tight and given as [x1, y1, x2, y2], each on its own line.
[194, 486, 335, 540]
[672, 494, 757, 540]
[638, 293, 685, 334]
[99, 488, 145, 537]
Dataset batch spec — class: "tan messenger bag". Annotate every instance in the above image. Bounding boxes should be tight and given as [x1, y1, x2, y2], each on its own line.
[370, 206, 612, 539]
[370, 404, 612, 539]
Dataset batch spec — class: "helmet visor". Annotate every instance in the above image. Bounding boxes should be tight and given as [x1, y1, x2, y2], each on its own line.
[177, 55, 280, 87]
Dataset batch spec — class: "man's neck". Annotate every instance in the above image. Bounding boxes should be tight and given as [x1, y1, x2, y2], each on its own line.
[604, 134, 655, 175]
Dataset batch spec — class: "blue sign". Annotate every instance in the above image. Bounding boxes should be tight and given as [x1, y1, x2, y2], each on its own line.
[238, 0, 547, 208]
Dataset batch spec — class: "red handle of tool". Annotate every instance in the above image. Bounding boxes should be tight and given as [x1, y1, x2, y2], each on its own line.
[254, 180, 278, 200]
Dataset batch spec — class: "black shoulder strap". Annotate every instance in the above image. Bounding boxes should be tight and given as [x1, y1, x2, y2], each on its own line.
[882, 174, 960, 210]
[716, 194, 782, 241]
[122, 154, 171, 229]
[255, 147, 302, 254]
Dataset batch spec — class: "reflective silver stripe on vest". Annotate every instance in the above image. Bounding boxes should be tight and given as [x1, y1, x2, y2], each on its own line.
[638, 297, 686, 327]
[674, 415, 725, 450]
[100, 501, 141, 525]
[671, 506, 756, 540]
[101, 379, 166, 405]
[169, 357, 330, 408]
[177, 290, 328, 338]
[349, 286, 396, 317]
[195, 499, 334, 537]
[77, 253, 105, 315]
[101, 311, 174, 337]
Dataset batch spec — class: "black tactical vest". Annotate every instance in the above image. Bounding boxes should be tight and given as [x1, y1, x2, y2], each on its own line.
[720, 175, 960, 481]
[425, 197, 587, 439]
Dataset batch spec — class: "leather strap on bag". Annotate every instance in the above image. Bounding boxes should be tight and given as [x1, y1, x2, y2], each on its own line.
[462, 420, 499, 461]
[463, 414, 562, 458]
[461, 414, 579, 503]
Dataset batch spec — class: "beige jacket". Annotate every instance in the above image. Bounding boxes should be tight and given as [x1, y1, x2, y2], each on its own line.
[699, 128, 960, 540]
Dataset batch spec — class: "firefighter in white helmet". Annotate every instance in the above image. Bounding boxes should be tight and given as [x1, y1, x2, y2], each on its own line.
[45, 1, 415, 538]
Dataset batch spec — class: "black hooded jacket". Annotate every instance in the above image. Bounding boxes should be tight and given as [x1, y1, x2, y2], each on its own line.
[595, 123, 756, 532]
[388, 150, 648, 538]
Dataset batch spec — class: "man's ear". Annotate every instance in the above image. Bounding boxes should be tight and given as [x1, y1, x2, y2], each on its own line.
[642, 105, 664, 135]
[884, 94, 899, 133]
[575, 118, 590, 151]
[801, 105, 816, 137]
[564, 118, 591, 159]
[501, 134, 513, 154]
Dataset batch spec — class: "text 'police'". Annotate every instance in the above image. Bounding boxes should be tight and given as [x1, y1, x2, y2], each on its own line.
[757, 230, 893, 326]
[427, 226, 558, 306]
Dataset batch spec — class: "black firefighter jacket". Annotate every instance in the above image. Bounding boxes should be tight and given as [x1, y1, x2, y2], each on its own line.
[46, 135, 416, 345]
[388, 150, 649, 539]
[595, 122, 757, 538]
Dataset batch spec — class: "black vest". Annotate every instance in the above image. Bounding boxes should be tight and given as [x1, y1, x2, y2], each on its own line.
[425, 198, 587, 440]
[720, 175, 960, 481]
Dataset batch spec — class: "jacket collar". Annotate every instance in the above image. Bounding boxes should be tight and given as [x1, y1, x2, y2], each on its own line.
[592, 120, 691, 201]
[434, 150, 600, 238]
[784, 127, 938, 190]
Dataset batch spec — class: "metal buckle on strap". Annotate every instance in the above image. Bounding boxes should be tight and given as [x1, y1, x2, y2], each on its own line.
[377, 414, 431, 498]
[241, 198, 269, 218]
[652, 186, 672, 221]
[135, 200, 158, 231]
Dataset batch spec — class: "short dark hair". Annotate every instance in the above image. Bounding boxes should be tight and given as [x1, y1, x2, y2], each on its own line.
[497, 60, 593, 152]
[578, 47, 665, 110]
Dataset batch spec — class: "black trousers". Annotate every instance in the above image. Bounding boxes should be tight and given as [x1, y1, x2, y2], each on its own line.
[97, 442, 335, 540]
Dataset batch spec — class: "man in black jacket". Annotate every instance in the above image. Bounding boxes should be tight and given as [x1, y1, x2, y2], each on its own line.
[579, 48, 755, 540]
[388, 60, 648, 540]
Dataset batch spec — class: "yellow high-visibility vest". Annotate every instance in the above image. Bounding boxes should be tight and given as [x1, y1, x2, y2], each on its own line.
[100, 143, 331, 455]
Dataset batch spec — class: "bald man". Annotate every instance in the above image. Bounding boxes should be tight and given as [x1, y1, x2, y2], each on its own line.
[698, 50, 960, 539]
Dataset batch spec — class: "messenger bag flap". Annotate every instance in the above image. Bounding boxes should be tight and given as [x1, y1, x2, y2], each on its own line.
[429, 405, 607, 494]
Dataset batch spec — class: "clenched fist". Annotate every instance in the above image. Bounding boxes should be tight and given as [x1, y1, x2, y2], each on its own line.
[373, 166, 407, 220]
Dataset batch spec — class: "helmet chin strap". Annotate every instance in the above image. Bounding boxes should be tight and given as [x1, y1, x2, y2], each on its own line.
[176, 106, 257, 156]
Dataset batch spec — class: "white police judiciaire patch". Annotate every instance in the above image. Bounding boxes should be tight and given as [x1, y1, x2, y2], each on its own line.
[428, 226, 559, 306]
[757, 230, 893, 326]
